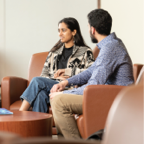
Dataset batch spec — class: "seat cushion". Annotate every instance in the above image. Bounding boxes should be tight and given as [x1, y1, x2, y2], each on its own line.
[10, 100, 22, 111]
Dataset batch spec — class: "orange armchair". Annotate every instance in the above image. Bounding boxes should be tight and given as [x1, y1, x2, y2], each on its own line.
[76, 85, 125, 139]
[102, 82, 143, 144]
[1, 52, 49, 110]
[133, 63, 143, 82]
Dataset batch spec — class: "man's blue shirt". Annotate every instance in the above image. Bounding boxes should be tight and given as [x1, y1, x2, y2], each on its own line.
[63, 32, 134, 95]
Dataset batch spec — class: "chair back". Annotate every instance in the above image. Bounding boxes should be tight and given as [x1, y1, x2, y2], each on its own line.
[102, 83, 143, 144]
[27, 52, 49, 85]
[92, 46, 100, 60]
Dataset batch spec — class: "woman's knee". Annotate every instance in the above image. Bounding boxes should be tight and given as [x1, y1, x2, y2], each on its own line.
[31, 77, 43, 84]
[31, 77, 48, 88]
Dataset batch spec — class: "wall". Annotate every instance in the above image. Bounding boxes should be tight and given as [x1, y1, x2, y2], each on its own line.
[101, 0, 144, 64]
[0, 0, 5, 82]
[0, 0, 97, 81]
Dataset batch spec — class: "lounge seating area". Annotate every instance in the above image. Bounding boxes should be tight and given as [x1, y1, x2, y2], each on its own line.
[0, 48, 143, 144]
[0, 1, 143, 144]
[1, 48, 143, 137]
[0, 68, 143, 144]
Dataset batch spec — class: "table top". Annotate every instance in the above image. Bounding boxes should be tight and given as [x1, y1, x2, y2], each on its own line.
[0, 111, 52, 122]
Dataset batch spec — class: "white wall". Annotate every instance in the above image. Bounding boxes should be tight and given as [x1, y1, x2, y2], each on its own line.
[0, 0, 97, 81]
[0, 0, 5, 83]
[101, 0, 144, 65]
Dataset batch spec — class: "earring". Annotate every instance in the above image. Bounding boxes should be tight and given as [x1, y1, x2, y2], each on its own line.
[73, 35, 75, 44]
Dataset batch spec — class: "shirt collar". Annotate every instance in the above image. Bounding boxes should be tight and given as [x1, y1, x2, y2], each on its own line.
[97, 32, 116, 50]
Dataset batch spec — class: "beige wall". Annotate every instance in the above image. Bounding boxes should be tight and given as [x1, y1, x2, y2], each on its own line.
[0, 0, 97, 81]
[0, 0, 5, 83]
[101, 0, 144, 64]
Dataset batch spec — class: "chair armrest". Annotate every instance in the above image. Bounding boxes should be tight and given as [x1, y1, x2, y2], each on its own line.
[1, 76, 28, 109]
[133, 64, 143, 83]
[83, 85, 125, 138]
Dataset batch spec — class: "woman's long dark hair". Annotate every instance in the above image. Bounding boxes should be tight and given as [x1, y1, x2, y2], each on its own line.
[50, 17, 89, 52]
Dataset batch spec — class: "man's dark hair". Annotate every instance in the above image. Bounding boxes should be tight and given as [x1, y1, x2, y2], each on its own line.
[87, 9, 112, 35]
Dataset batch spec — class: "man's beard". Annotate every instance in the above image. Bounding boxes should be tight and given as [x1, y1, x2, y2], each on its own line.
[90, 31, 98, 43]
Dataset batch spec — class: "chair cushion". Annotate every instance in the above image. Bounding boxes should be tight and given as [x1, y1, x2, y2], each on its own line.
[10, 100, 22, 111]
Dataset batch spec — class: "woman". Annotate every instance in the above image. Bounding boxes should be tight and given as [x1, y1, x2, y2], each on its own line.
[19, 17, 94, 112]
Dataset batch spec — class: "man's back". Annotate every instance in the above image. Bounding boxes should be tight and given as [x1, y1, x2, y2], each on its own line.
[89, 32, 134, 85]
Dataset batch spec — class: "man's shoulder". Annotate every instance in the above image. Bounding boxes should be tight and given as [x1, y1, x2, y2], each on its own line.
[104, 38, 126, 52]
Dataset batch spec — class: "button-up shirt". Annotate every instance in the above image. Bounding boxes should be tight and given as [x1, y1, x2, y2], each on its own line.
[63, 32, 134, 95]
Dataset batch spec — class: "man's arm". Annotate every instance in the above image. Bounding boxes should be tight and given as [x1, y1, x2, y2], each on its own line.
[67, 66, 93, 86]
[50, 64, 94, 93]
[63, 48, 119, 95]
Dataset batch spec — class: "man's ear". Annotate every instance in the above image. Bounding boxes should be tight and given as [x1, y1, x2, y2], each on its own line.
[91, 26, 95, 35]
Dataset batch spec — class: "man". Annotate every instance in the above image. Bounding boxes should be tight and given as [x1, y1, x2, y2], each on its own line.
[49, 9, 134, 139]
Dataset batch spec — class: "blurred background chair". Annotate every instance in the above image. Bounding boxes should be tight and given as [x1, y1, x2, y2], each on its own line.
[0, 130, 99, 144]
[9, 137, 100, 144]
[0, 131, 20, 144]
[1, 45, 143, 138]
[102, 82, 143, 144]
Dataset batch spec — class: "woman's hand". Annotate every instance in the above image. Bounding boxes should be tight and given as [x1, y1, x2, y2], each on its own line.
[54, 69, 65, 78]
[56, 75, 70, 81]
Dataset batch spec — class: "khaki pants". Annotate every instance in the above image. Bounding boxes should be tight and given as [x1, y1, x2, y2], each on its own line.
[50, 93, 83, 139]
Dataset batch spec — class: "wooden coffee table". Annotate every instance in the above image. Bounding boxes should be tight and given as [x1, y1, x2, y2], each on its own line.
[0, 111, 52, 137]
